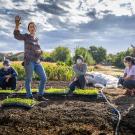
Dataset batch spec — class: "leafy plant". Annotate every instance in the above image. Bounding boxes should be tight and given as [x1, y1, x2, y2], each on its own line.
[2, 98, 37, 106]
[74, 89, 98, 95]
[0, 88, 98, 95]
[0, 62, 74, 81]
[75, 47, 95, 65]
[45, 88, 66, 93]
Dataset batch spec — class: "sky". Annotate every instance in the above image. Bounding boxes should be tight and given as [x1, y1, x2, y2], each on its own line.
[0, 0, 135, 54]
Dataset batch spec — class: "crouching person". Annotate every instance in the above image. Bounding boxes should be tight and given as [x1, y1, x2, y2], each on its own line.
[118, 56, 135, 96]
[0, 59, 18, 90]
[68, 55, 87, 96]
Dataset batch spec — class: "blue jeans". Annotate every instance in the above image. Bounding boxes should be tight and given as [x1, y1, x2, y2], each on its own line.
[24, 62, 47, 97]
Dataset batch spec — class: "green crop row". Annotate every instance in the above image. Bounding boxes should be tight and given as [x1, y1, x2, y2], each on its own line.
[1, 98, 37, 106]
[0, 88, 98, 95]
[0, 62, 74, 81]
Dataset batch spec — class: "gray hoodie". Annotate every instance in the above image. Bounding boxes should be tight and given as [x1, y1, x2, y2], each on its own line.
[73, 63, 87, 77]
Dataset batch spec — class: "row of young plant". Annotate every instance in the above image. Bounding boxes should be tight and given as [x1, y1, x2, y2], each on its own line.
[1, 88, 98, 107]
[0, 62, 74, 81]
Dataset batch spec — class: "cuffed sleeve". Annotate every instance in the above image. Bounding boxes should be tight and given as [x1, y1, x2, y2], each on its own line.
[13, 30, 26, 40]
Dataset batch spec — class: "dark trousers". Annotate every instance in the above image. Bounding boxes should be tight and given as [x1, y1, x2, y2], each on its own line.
[118, 77, 135, 89]
[69, 75, 86, 92]
[0, 77, 17, 90]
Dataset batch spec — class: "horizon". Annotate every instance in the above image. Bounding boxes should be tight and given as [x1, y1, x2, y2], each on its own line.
[0, 0, 135, 54]
[0, 45, 132, 55]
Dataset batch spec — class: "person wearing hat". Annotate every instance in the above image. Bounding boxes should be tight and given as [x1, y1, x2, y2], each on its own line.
[68, 55, 87, 95]
[0, 59, 18, 90]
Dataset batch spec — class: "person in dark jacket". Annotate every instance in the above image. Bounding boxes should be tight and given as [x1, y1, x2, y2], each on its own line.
[0, 59, 18, 90]
[68, 55, 87, 95]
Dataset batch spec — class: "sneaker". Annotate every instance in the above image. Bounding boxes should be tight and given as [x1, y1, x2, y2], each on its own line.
[26, 96, 34, 100]
[37, 95, 48, 101]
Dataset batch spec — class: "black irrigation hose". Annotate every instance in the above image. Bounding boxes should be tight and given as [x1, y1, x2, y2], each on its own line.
[99, 86, 121, 135]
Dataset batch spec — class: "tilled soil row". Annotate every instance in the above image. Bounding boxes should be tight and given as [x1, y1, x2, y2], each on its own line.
[0, 82, 135, 135]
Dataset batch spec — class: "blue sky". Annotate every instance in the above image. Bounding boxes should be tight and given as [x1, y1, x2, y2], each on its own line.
[0, 0, 135, 54]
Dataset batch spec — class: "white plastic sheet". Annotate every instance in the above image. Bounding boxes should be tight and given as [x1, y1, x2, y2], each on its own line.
[86, 72, 119, 88]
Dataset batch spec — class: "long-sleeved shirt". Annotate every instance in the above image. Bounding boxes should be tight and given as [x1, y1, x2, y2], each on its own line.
[0, 67, 18, 81]
[14, 30, 42, 65]
[73, 63, 87, 77]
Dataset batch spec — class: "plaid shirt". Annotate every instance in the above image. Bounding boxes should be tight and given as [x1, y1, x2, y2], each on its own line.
[14, 30, 42, 64]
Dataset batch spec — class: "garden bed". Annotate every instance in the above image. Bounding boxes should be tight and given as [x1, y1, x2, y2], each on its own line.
[0, 88, 99, 99]
[0, 85, 135, 134]
[0, 88, 99, 110]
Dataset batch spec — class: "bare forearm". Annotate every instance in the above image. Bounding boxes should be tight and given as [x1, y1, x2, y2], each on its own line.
[124, 76, 133, 80]
[15, 25, 20, 30]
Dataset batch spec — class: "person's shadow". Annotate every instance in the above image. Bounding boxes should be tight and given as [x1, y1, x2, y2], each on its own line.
[113, 95, 135, 134]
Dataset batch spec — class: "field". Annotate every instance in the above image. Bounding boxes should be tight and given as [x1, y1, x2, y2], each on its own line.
[0, 63, 135, 135]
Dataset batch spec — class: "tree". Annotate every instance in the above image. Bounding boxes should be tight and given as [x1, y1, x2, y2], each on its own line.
[51, 46, 71, 63]
[114, 51, 125, 68]
[42, 52, 54, 62]
[74, 47, 95, 65]
[89, 46, 107, 64]
[106, 53, 116, 65]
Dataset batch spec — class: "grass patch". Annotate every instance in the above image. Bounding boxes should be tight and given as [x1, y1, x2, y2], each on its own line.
[46, 88, 98, 95]
[0, 89, 37, 94]
[0, 88, 98, 95]
[1, 98, 37, 106]
[45, 88, 66, 93]
[74, 89, 98, 95]
[0, 89, 14, 93]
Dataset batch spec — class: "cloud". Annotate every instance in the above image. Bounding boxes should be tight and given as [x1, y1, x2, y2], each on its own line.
[0, 0, 135, 53]
[37, 3, 68, 16]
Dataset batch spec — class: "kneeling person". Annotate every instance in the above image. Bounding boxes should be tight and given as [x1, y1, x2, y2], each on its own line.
[0, 60, 18, 90]
[118, 56, 135, 96]
[68, 55, 87, 95]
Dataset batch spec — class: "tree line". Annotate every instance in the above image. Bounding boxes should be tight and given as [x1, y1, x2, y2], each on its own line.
[43, 45, 133, 68]
[0, 45, 133, 68]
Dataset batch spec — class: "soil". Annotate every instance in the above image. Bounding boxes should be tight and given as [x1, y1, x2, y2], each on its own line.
[0, 81, 135, 135]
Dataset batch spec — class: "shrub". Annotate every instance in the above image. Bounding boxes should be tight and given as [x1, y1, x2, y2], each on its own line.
[0, 62, 74, 81]
[74, 47, 95, 65]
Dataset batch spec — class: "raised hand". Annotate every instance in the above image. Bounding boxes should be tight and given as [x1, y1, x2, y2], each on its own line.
[15, 16, 21, 26]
